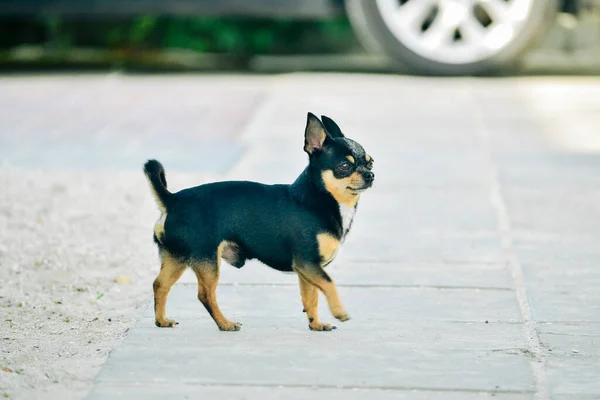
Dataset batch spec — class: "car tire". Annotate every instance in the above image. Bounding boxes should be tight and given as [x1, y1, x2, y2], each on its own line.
[345, 0, 559, 76]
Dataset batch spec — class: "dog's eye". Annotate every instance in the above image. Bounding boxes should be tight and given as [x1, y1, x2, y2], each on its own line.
[366, 160, 374, 170]
[338, 162, 351, 172]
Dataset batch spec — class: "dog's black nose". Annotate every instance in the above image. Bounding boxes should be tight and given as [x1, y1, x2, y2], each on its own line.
[363, 171, 374, 182]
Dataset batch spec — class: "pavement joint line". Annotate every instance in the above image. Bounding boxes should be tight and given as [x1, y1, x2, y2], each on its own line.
[361, 183, 490, 189]
[537, 320, 600, 324]
[472, 93, 550, 400]
[92, 381, 536, 394]
[340, 260, 508, 265]
[340, 258, 506, 263]
[541, 332, 600, 338]
[210, 282, 515, 291]
[537, 321, 600, 325]
[136, 317, 524, 324]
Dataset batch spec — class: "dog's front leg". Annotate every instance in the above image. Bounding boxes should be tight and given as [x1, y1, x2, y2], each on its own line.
[294, 262, 350, 325]
[298, 274, 334, 331]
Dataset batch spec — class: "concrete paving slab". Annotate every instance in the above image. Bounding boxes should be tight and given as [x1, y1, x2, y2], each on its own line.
[501, 186, 600, 235]
[0, 76, 263, 173]
[269, 83, 477, 121]
[495, 153, 600, 188]
[0, 135, 246, 173]
[538, 323, 600, 397]
[522, 263, 600, 322]
[92, 285, 532, 394]
[341, 231, 505, 264]
[356, 188, 498, 232]
[346, 119, 485, 151]
[361, 152, 490, 190]
[513, 235, 600, 267]
[484, 116, 559, 153]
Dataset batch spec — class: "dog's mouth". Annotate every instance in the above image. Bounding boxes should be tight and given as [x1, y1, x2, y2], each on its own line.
[347, 183, 372, 193]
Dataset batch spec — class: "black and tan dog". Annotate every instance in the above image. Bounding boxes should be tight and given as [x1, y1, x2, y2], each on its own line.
[144, 113, 374, 331]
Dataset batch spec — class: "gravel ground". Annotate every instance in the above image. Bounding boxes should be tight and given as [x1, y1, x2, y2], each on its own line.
[0, 167, 218, 399]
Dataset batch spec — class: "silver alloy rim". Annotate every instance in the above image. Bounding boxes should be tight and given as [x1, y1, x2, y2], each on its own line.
[375, 0, 535, 64]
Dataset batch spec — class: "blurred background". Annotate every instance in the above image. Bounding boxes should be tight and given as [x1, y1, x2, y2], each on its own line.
[0, 0, 599, 75]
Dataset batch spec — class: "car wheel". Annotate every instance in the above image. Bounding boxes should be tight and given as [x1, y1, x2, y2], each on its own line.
[346, 0, 559, 75]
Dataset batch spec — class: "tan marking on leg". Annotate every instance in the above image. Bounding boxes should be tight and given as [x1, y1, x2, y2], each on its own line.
[299, 275, 333, 331]
[192, 242, 241, 331]
[346, 155, 355, 164]
[317, 233, 340, 266]
[294, 262, 349, 323]
[153, 251, 186, 327]
[321, 170, 362, 207]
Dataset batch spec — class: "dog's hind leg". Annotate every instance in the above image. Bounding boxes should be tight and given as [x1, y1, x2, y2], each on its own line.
[153, 251, 187, 327]
[192, 243, 242, 331]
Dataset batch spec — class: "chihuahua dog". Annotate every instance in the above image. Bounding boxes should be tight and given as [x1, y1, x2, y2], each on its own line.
[144, 113, 374, 331]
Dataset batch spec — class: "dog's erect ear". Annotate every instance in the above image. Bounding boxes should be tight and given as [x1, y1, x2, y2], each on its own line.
[321, 115, 345, 139]
[304, 112, 327, 155]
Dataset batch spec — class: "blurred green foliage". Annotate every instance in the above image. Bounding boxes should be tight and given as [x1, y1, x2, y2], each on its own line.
[0, 16, 357, 55]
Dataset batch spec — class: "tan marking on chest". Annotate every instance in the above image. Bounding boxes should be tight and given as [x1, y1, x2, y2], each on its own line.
[317, 233, 340, 265]
[321, 170, 360, 208]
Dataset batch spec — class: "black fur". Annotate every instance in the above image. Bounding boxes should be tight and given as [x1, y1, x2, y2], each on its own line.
[144, 160, 171, 210]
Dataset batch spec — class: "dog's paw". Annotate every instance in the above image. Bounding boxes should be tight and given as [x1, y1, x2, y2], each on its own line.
[155, 318, 178, 328]
[309, 322, 336, 331]
[219, 321, 242, 332]
[334, 313, 350, 322]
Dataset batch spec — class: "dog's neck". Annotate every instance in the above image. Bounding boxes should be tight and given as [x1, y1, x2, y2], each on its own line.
[290, 165, 353, 236]
[290, 166, 328, 206]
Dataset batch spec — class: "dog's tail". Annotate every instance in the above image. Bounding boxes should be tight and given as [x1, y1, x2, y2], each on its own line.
[144, 160, 172, 213]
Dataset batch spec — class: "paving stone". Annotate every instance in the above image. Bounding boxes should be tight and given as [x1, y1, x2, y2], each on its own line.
[0, 77, 263, 173]
[538, 323, 600, 397]
[501, 186, 600, 235]
[93, 285, 531, 394]
[341, 230, 505, 264]
[0, 135, 246, 173]
[495, 152, 600, 187]
[522, 263, 600, 322]
[513, 234, 600, 267]
[356, 188, 497, 231]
